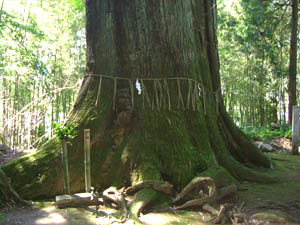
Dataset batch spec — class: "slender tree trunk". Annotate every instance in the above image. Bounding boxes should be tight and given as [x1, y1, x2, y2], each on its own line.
[288, 0, 298, 125]
[2, 78, 7, 144]
[239, 102, 244, 126]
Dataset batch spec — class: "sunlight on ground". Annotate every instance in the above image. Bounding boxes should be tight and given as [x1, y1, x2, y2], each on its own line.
[140, 213, 180, 225]
[35, 207, 66, 224]
[36, 206, 103, 225]
[139, 212, 209, 225]
[35, 213, 66, 224]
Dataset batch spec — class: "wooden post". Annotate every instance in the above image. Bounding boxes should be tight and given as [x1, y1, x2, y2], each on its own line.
[84, 129, 91, 192]
[62, 139, 70, 194]
[292, 106, 300, 155]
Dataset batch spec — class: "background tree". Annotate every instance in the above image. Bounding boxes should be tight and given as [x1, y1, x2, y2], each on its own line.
[0, 0, 85, 150]
[218, 0, 295, 128]
[288, 0, 298, 125]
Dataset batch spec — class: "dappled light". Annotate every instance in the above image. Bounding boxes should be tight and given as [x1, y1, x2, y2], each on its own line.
[35, 212, 66, 225]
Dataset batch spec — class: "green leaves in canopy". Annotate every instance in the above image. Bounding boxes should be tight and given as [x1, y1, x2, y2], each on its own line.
[0, 9, 43, 37]
[69, 0, 84, 12]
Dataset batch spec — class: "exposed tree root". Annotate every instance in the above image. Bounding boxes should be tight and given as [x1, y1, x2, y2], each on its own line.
[0, 168, 30, 206]
[100, 177, 238, 224]
[203, 203, 226, 224]
[125, 180, 175, 196]
[173, 177, 216, 206]
[102, 187, 128, 223]
[173, 177, 237, 223]
[128, 188, 159, 224]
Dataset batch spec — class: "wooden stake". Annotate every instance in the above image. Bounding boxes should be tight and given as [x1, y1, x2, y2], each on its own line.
[84, 129, 91, 192]
[62, 139, 70, 195]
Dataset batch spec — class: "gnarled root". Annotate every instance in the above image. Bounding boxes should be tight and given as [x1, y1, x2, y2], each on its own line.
[102, 187, 128, 223]
[125, 180, 175, 196]
[128, 188, 158, 224]
[102, 180, 174, 224]
[173, 177, 216, 208]
[173, 176, 237, 224]
[0, 168, 30, 206]
[101, 178, 237, 224]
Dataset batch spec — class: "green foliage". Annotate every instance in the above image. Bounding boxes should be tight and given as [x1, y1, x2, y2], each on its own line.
[242, 125, 292, 141]
[0, 213, 5, 222]
[53, 122, 77, 141]
[69, 0, 84, 11]
[34, 201, 54, 208]
[284, 129, 292, 139]
[218, 0, 292, 127]
[0, 0, 86, 150]
[0, 9, 43, 36]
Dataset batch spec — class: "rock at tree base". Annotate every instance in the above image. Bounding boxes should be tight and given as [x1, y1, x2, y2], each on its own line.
[257, 143, 273, 152]
[270, 122, 280, 129]
[55, 193, 100, 208]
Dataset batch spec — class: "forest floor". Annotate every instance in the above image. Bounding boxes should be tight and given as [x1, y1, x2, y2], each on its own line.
[0, 138, 300, 225]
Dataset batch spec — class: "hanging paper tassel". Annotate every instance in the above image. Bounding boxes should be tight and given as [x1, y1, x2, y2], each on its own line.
[195, 83, 201, 111]
[191, 81, 196, 111]
[95, 76, 102, 106]
[203, 87, 206, 115]
[129, 79, 134, 108]
[187, 79, 192, 110]
[154, 80, 160, 111]
[143, 81, 152, 109]
[141, 80, 145, 109]
[113, 77, 117, 111]
[164, 79, 171, 110]
[177, 79, 185, 110]
[156, 80, 164, 109]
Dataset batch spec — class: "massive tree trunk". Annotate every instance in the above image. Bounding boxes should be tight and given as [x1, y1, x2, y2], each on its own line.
[288, 0, 298, 125]
[2, 0, 273, 202]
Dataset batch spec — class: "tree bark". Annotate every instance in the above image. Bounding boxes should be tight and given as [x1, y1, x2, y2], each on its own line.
[288, 0, 298, 125]
[0, 168, 28, 205]
[2, 0, 273, 202]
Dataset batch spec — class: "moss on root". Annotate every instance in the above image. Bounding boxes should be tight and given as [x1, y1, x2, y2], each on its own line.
[2, 139, 62, 199]
[198, 167, 239, 188]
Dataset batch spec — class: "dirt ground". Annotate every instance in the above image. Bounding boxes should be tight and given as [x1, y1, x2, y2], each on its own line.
[1, 138, 300, 225]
